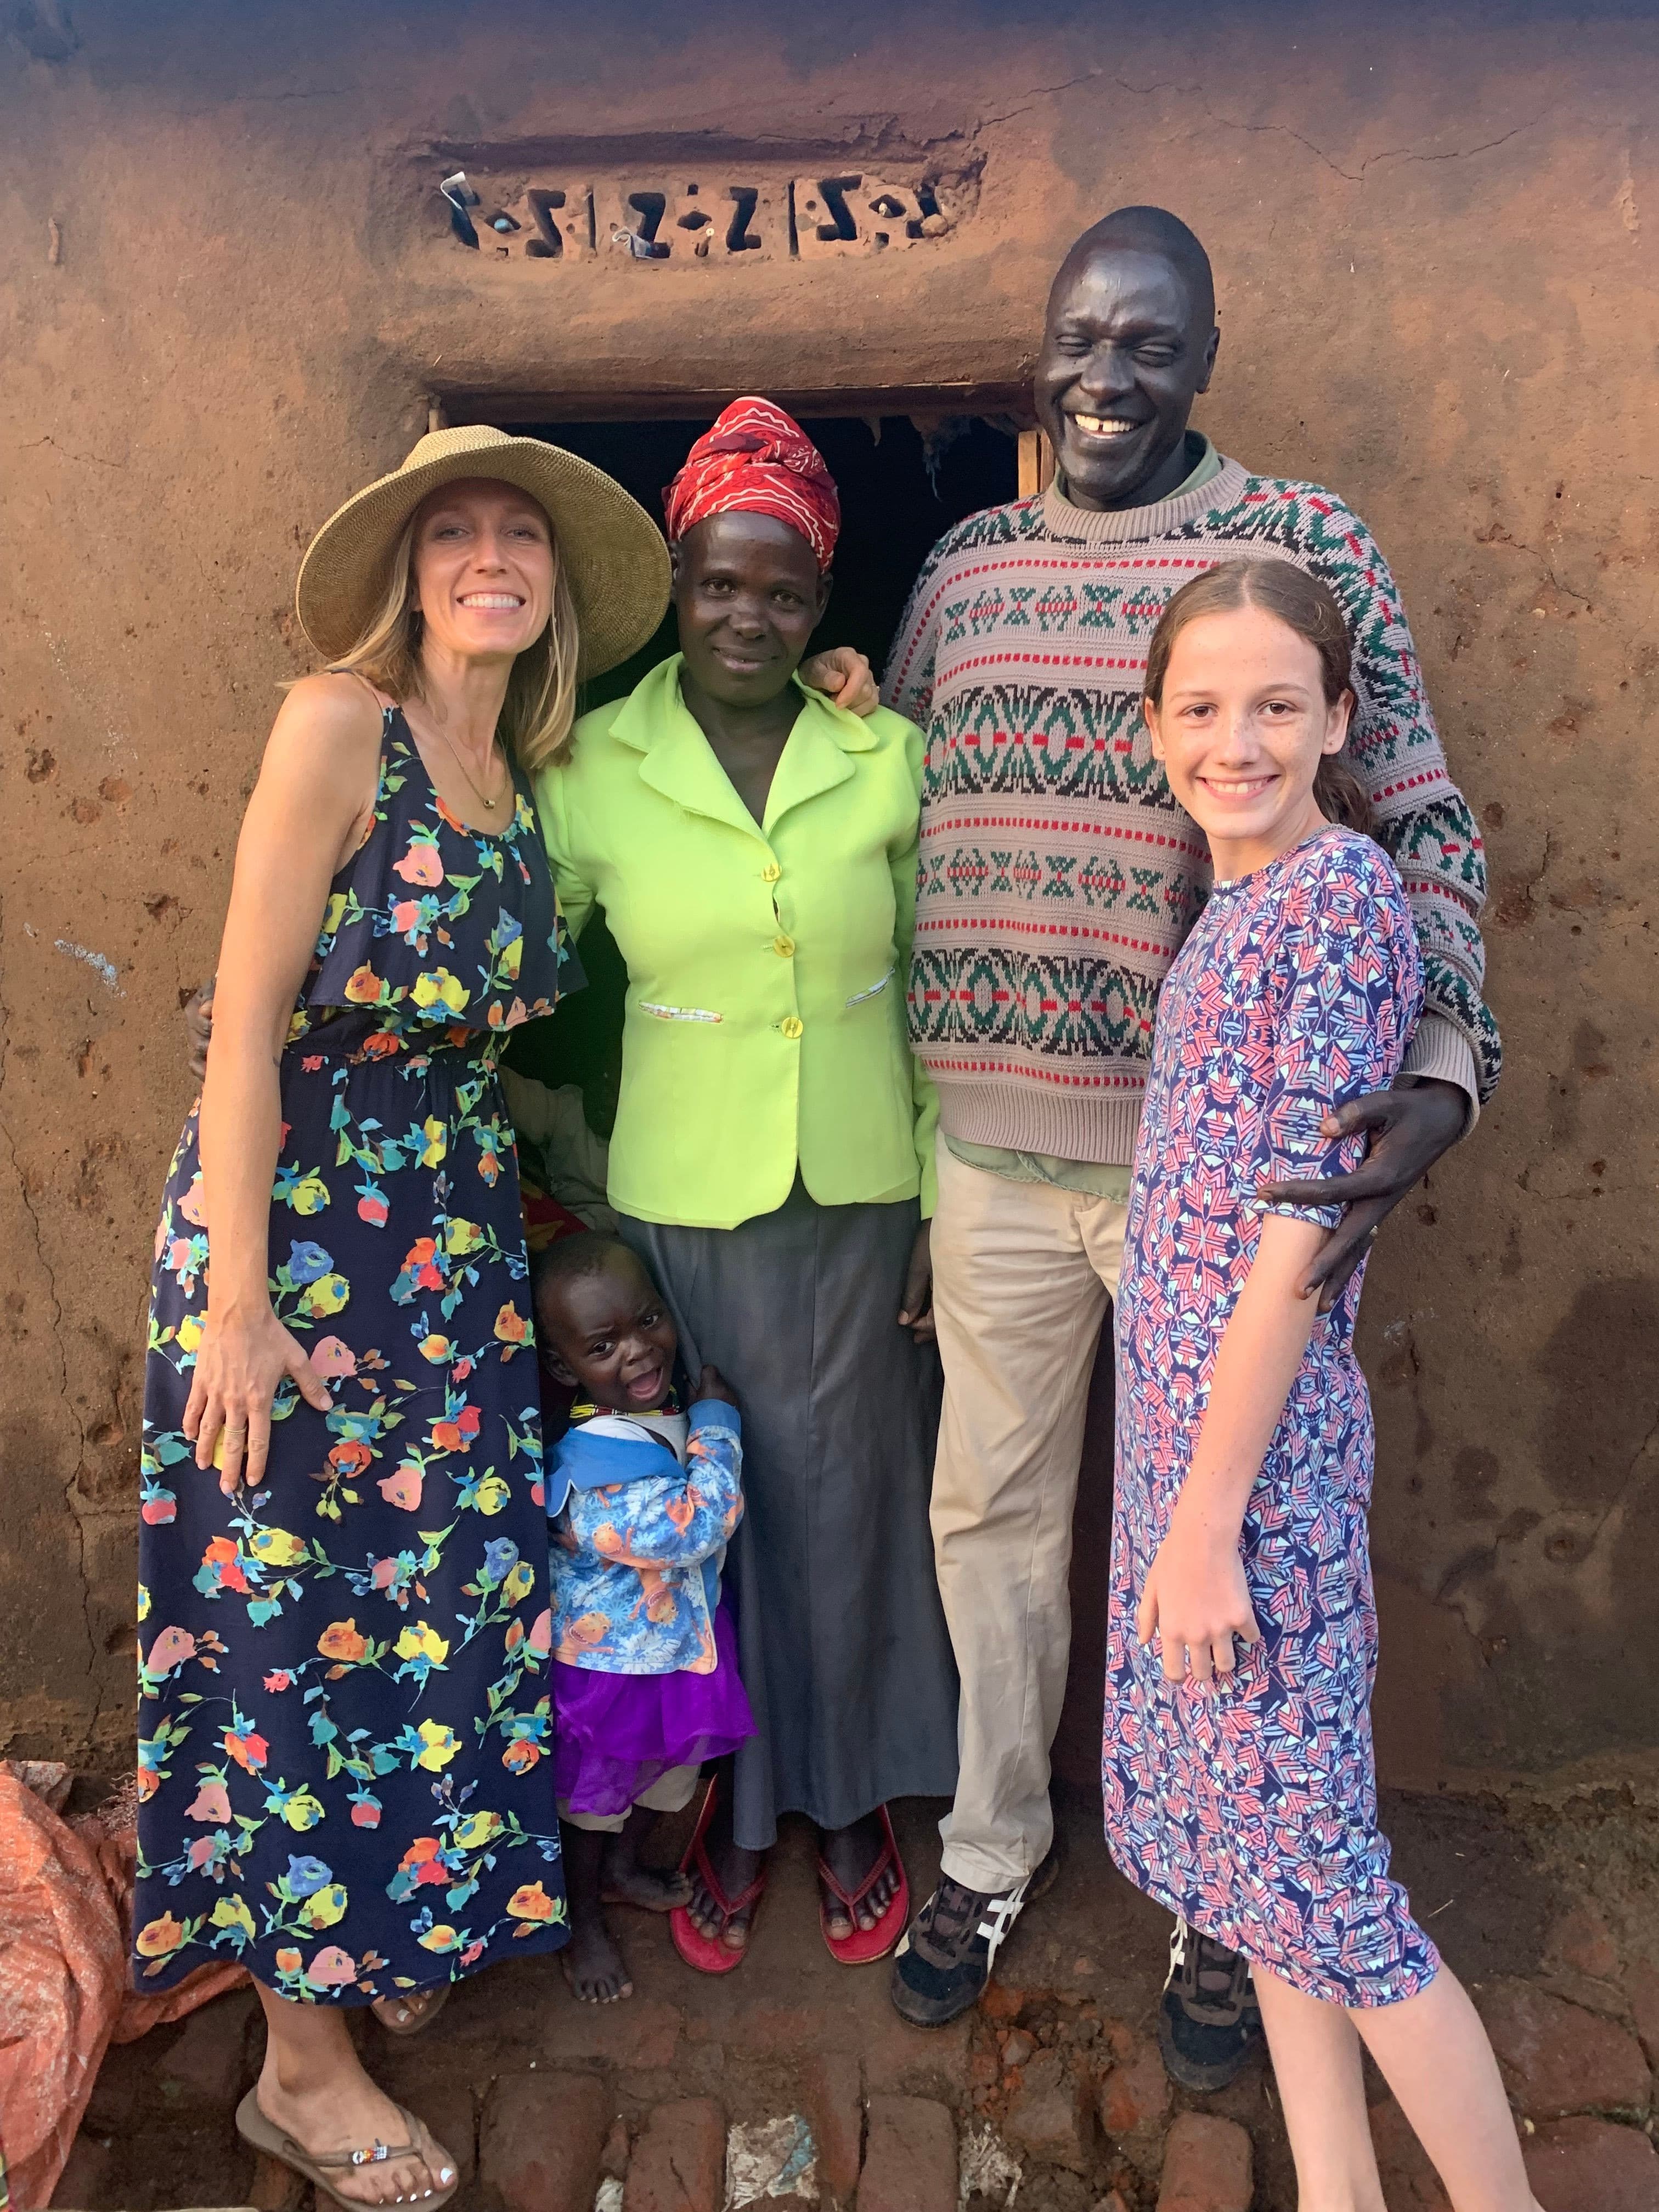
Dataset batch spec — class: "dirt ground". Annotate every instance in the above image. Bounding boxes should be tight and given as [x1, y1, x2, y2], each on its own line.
[55, 1780, 1659, 2211]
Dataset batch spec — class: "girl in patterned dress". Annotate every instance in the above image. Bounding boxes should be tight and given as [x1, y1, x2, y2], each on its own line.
[136, 428, 667, 2207]
[1106, 562, 1538, 2210]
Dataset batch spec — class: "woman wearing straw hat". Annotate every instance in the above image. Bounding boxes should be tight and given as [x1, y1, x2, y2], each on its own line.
[134, 427, 667, 2205]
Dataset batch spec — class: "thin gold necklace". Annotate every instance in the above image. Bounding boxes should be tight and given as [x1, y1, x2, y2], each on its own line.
[431, 722, 510, 816]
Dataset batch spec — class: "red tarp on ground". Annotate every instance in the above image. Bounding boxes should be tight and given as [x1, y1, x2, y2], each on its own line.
[0, 1763, 247, 2209]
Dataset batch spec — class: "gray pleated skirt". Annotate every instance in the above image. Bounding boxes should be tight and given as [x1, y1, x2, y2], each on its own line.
[619, 1178, 960, 1850]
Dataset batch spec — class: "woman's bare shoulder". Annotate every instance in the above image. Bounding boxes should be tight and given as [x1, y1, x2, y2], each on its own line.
[261, 672, 388, 788]
[278, 669, 389, 740]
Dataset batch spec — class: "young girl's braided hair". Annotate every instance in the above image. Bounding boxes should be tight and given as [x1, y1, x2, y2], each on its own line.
[1143, 558, 1372, 833]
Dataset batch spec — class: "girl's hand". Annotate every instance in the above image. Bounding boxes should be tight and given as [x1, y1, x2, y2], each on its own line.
[1136, 1510, 1261, 1685]
[183, 1305, 333, 1494]
[898, 1221, 935, 1344]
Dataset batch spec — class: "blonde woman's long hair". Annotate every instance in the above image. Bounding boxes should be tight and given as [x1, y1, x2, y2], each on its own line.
[327, 504, 581, 774]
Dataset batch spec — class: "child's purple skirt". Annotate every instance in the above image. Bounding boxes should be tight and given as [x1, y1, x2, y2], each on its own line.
[552, 1600, 755, 1819]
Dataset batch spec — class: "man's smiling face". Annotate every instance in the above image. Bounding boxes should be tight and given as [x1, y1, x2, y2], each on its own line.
[1034, 244, 1220, 514]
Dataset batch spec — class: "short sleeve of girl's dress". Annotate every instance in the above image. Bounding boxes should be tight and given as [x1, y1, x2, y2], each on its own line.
[1248, 839, 1427, 1229]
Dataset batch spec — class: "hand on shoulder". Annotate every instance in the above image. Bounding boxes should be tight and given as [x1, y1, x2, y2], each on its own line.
[800, 646, 878, 718]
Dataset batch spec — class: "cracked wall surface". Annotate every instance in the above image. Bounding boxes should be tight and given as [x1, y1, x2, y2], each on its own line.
[1, 0, 1656, 1786]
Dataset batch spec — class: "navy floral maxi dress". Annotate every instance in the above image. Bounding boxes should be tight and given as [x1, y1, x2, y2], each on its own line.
[134, 709, 578, 2002]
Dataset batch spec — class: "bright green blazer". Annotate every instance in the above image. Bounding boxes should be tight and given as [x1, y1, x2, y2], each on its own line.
[534, 654, 937, 1232]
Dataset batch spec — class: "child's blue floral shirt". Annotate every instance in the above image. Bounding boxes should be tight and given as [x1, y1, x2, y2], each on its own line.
[546, 1401, 742, 1677]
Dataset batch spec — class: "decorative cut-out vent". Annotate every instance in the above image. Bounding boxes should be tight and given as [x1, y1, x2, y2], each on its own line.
[441, 167, 968, 264]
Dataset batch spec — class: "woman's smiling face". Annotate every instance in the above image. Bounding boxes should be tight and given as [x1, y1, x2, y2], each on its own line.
[410, 478, 556, 664]
[673, 511, 830, 708]
[1145, 602, 1352, 873]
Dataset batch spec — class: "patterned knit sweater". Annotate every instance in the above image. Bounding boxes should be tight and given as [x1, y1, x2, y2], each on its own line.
[883, 450, 1498, 1165]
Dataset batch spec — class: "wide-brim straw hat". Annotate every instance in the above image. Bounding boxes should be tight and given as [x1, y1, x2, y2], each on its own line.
[295, 425, 671, 680]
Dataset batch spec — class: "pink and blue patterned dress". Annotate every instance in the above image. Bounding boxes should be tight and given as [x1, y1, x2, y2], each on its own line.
[1104, 828, 1437, 2007]
[134, 709, 578, 2002]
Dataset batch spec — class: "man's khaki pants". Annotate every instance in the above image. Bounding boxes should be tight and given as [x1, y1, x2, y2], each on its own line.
[929, 1137, 1128, 1896]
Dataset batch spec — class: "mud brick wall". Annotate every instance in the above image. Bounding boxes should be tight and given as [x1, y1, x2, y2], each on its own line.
[2, 0, 1656, 1787]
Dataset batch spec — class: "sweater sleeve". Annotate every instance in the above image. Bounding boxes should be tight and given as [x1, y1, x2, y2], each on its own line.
[882, 538, 945, 727]
[563, 1404, 743, 1571]
[1304, 501, 1501, 1110]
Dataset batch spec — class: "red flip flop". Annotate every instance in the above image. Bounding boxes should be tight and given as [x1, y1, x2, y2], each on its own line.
[669, 1776, 768, 1977]
[817, 1804, 909, 1966]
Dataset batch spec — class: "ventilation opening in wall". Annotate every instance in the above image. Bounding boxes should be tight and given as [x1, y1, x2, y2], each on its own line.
[496, 409, 1019, 1126]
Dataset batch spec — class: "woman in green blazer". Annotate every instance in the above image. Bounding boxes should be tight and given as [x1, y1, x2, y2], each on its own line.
[534, 401, 957, 1978]
[540, 652, 936, 1229]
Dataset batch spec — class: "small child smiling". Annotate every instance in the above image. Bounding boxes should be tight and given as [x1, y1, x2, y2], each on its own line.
[533, 1233, 753, 2004]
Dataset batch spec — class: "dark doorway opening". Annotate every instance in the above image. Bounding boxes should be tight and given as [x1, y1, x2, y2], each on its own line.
[503, 413, 1017, 1128]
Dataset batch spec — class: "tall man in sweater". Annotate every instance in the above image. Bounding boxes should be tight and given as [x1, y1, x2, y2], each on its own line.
[884, 207, 1498, 2063]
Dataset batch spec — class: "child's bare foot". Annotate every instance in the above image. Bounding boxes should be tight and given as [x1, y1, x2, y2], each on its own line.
[601, 1813, 691, 1912]
[561, 1911, 634, 2004]
[602, 1855, 691, 1911]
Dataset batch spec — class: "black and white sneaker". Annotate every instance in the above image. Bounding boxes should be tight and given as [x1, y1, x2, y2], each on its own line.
[889, 1852, 1058, 2027]
[1157, 1915, 1263, 2090]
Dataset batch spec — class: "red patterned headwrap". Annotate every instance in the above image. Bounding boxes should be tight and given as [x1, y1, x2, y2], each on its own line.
[663, 397, 841, 573]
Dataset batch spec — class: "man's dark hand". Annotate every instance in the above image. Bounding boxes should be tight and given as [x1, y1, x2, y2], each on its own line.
[184, 974, 216, 1085]
[799, 646, 879, 718]
[898, 1221, 936, 1344]
[1256, 1077, 1467, 1312]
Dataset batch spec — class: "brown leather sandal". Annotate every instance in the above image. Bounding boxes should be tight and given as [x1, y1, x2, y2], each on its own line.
[234, 2087, 458, 2209]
